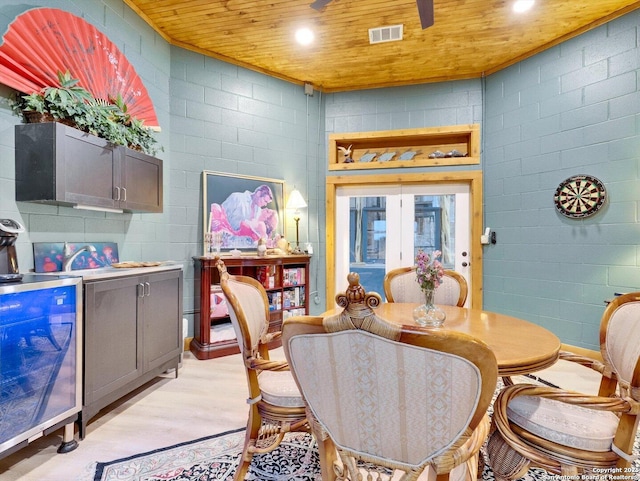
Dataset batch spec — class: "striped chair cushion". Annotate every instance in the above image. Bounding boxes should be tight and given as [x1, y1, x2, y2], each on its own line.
[507, 395, 619, 452]
[258, 370, 306, 408]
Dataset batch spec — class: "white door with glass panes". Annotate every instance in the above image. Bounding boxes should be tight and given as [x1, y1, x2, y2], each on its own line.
[335, 184, 471, 305]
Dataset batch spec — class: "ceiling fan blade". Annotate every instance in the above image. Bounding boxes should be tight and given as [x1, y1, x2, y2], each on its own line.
[416, 0, 434, 29]
[310, 0, 333, 11]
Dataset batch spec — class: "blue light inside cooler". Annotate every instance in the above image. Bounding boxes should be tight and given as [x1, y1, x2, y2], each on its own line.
[0, 285, 77, 446]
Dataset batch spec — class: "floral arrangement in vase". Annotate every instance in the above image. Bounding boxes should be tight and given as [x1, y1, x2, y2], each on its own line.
[413, 249, 446, 327]
[415, 249, 445, 291]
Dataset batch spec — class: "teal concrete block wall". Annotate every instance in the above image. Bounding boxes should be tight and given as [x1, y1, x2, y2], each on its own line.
[483, 11, 640, 350]
[168, 47, 324, 322]
[0, 0, 172, 316]
[0, 0, 325, 339]
[3, 1, 639, 349]
[325, 81, 483, 135]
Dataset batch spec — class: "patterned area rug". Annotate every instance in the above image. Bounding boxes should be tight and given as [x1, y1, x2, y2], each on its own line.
[78, 428, 320, 481]
[79, 376, 640, 481]
[77, 425, 640, 481]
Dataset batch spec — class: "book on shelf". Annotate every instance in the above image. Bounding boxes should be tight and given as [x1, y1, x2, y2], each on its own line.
[267, 291, 282, 311]
[283, 267, 305, 287]
[283, 286, 306, 308]
[210, 285, 229, 318]
[283, 308, 306, 320]
[256, 265, 277, 289]
[283, 290, 291, 309]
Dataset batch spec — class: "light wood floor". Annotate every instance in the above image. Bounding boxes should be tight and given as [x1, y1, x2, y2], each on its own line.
[0, 349, 602, 481]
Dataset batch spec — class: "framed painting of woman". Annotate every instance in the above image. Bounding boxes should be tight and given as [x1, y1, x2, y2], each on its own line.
[202, 171, 285, 253]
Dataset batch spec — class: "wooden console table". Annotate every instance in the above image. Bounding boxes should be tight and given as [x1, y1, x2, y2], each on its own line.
[191, 254, 311, 360]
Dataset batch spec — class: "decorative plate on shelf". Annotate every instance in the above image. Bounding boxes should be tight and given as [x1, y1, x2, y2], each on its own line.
[359, 152, 378, 162]
[378, 152, 396, 162]
[399, 150, 420, 160]
[553, 175, 606, 219]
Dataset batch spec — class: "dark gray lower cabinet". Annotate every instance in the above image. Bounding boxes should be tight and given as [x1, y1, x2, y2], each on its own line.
[79, 268, 183, 437]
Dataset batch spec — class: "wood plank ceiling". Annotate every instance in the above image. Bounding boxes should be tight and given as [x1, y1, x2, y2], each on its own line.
[124, 0, 640, 92]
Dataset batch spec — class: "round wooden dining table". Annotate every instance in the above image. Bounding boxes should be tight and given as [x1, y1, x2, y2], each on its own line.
[321, 303, 562, 377]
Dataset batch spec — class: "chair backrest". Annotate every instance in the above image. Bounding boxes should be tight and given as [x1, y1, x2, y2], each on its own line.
[283, 272, 497, 471]
[383, 266, 468, 307]
[284, 326, 496, 468]
[600, 292, 640, 398]
[216, 259, 270, 357]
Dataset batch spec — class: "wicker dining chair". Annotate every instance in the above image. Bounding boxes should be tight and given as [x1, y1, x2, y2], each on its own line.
[487, 292, 640, 480]
[383, 266, 468, 307]
[282, 272, 498, 481]
[216, 259, 310, 480]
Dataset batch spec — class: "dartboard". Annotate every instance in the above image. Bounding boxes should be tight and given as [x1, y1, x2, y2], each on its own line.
[553, 175, 606, 219]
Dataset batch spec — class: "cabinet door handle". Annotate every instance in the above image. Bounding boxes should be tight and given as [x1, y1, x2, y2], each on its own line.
[144, 282, 150, 297]
[122, 187, 127, 202]
[114, 186, 121, 201]
[138, 283, 145, 298]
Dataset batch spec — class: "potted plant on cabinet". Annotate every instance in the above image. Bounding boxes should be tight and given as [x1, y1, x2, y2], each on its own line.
[13, 92, 48, 122]
[10, 70, 162, 156]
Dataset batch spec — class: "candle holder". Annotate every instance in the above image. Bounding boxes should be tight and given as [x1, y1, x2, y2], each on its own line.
[205, 232, 222, 254]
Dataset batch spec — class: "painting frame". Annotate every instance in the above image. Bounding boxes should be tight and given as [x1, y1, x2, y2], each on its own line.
[202, 171, 285, 254]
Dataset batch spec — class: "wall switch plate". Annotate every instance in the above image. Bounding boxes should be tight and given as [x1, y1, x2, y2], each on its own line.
[481, 227, 491, 245]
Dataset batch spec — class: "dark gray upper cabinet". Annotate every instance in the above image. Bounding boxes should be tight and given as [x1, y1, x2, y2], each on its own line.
[15, 122, 163, 213]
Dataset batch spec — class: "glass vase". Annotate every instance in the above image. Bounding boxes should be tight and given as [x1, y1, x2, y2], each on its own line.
[412, 288, 446, 327]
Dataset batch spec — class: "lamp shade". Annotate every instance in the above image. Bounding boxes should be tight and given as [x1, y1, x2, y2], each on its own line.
[286, 189, 307, 210]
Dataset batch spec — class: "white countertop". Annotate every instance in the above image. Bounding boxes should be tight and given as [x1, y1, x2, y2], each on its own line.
[34, 262, 183, 281]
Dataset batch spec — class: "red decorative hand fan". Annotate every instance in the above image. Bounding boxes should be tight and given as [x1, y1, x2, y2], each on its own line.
[0, 7, 159, 127]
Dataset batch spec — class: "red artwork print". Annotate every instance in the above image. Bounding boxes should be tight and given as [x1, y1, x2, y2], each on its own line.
[0, 7, 159, 127]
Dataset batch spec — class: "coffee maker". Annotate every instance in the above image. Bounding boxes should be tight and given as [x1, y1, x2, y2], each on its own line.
[0, 218, 25, 282]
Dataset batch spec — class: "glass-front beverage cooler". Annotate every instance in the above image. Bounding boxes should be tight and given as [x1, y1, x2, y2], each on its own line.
[0, 275, 82, 458]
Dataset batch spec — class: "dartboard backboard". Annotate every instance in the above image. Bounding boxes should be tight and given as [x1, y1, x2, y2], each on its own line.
[553, 175, 606, 219]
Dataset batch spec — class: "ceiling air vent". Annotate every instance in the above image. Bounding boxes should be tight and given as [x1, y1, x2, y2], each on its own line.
[368, 25, 403, 44]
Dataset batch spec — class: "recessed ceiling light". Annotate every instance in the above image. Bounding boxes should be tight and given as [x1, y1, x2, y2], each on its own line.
[513, 0, 534, 13]
[295, 28, 314, 46]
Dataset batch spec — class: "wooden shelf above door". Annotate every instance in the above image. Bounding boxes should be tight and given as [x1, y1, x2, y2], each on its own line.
[328, 124, 480, 171]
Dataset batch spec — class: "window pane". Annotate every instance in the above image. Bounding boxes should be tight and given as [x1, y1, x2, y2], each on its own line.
[349, 196, 386, 295]
[413, 195, 455, 269]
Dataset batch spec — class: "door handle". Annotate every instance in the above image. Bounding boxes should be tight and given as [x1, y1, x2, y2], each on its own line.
[138, 283, 145, 298]
[144, 282, 151, 297]
[122, 187, 127, 202]
[114, 186, 121, 201]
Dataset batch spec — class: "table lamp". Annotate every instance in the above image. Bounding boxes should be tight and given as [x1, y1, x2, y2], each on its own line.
[286, 189, 307, 254]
